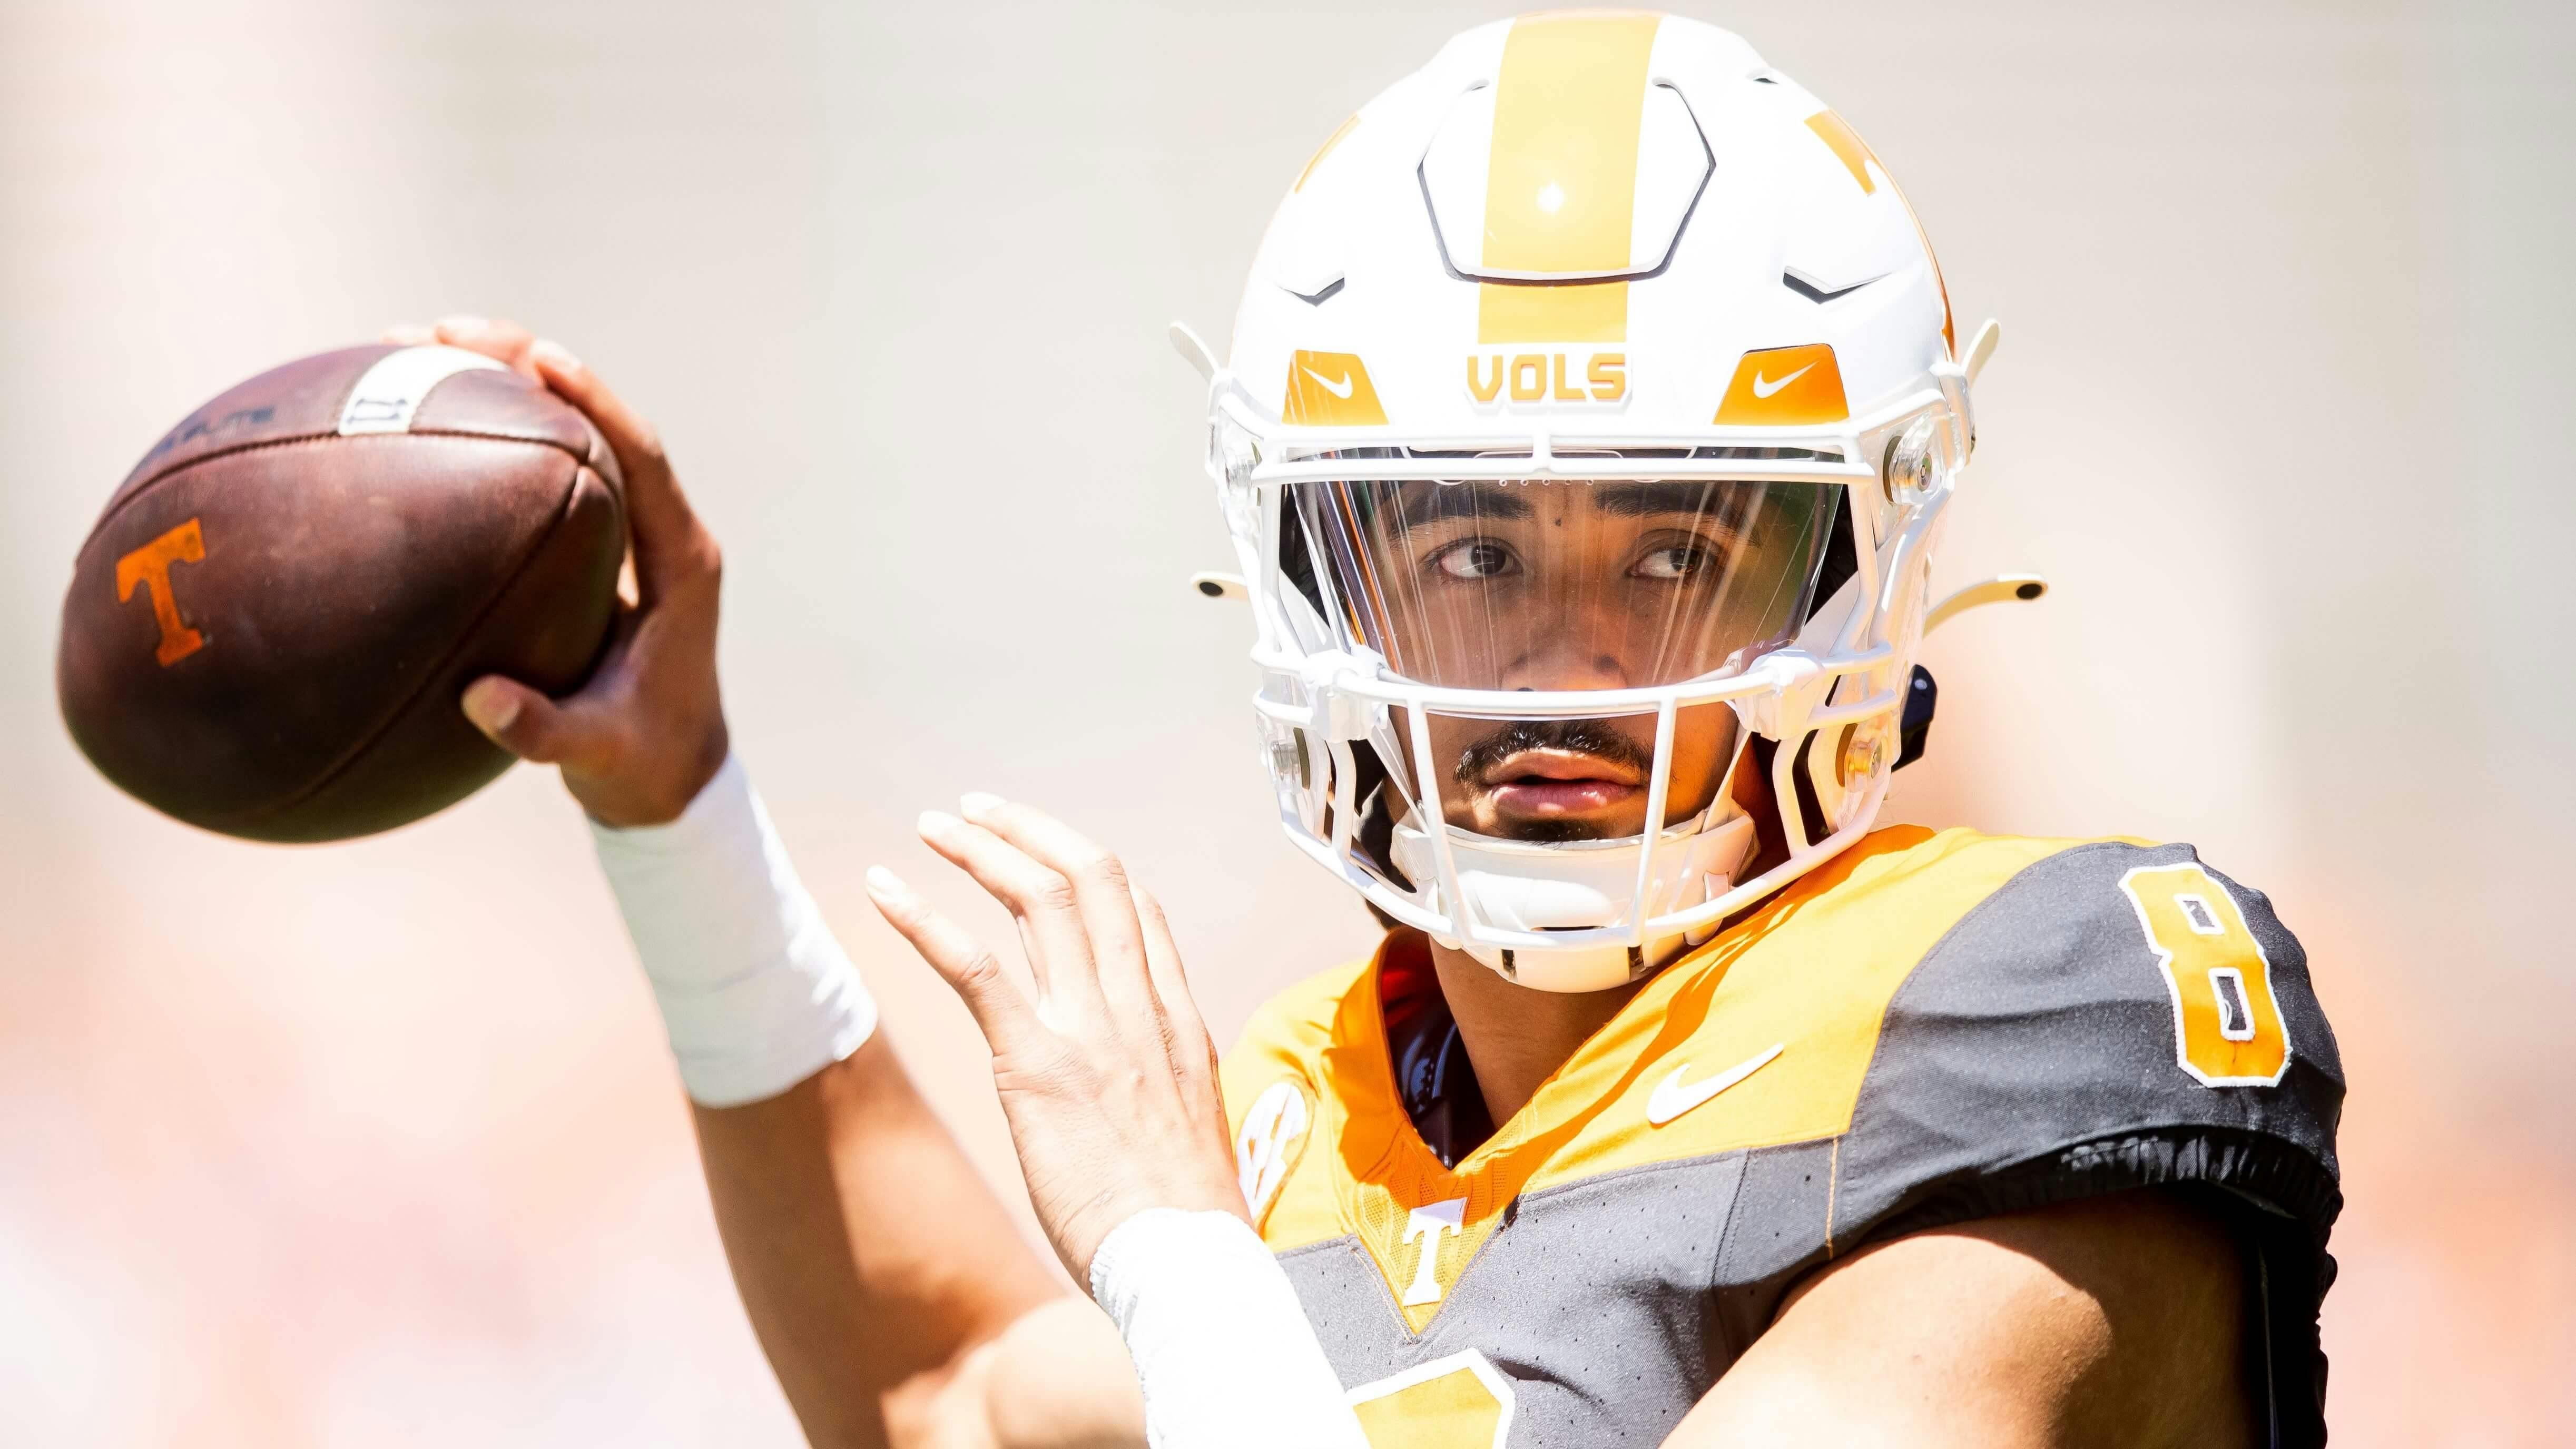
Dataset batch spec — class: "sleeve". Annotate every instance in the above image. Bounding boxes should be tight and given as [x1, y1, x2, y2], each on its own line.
[1831, 840, 2345, 1448]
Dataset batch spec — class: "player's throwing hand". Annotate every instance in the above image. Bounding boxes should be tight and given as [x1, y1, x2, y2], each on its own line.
[866, 795, 1247, 1283]
[386, 316, 730, 827]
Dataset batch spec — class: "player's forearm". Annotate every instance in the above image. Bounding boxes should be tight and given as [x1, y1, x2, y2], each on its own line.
[691, 1041, 1068, 1447]
[896, 1296, 1149, 1449]
[593, 755, 1089, 1444]
[403, 323, 1123, 1443]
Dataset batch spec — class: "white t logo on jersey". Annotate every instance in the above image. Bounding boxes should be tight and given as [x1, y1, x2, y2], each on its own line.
[1400, 1198, 1469, 1306]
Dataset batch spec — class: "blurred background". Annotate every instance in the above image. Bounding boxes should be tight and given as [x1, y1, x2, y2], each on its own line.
[3, 0, 2568, 1442]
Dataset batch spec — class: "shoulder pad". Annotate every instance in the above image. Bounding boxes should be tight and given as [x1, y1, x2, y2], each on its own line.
[1834, 839, 2344, 1248]
[1221, 957, 1365, 1105]
[1218, 957, 1372, 1237]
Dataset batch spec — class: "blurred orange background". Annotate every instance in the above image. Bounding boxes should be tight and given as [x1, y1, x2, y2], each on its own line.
[3, 1, 2568, 1443]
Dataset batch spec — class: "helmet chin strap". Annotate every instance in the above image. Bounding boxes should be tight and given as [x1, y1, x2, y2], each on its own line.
[1392, 808, 1761, 994]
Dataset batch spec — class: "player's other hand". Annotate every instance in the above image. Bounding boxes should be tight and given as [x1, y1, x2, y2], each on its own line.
[385, 317, 728, 827]
[866, 799, 1247, 1284]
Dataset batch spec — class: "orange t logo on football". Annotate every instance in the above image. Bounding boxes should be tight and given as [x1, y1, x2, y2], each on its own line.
[115, 517, 210, 666]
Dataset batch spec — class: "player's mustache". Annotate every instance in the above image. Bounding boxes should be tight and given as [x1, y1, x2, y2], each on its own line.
[1452, 717, 1655, 786]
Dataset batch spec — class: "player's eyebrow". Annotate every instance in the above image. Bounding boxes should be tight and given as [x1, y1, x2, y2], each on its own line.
[1589, 480, 1731, 518]
[1381, 484, 1536, 534]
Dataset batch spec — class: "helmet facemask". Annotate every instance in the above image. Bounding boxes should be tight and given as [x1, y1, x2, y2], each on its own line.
[1246, 454, 1913, 992]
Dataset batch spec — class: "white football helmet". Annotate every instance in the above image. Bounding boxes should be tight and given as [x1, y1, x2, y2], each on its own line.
[1185, 11, 2000, 992]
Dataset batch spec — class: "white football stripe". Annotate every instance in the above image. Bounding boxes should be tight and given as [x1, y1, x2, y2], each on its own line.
[337, 344, 507, 436]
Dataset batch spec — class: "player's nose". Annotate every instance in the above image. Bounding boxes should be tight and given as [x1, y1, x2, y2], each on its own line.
[1498, 637, 1636, 693]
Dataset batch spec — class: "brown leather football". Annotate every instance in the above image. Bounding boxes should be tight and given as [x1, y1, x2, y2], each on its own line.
[57, 344, 626, 843]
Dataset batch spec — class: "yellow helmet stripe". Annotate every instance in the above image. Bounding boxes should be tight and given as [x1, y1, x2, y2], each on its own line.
[1294, 112, 1360, 193]
[1478, 278, 1628, 344]
[1803, 111, 1879, 195]
[1475, 11, 1663, 344]
[1806, 108, 1958, 359]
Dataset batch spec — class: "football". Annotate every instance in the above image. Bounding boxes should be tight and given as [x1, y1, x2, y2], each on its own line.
[56, 344, 626, 843]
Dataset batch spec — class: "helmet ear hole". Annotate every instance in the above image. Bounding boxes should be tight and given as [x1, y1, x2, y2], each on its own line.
[1894, 665, 1937, 770]
[1345, 741, 1415, 893]
[1803, 488, 1856, 625]
[1786, 731, 1833, 850]
[1741, 735, 1790, 866]
[1276, 491, 1330, 622]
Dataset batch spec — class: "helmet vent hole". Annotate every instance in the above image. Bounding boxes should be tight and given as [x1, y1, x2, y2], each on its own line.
[1782, 269, 1879, 304]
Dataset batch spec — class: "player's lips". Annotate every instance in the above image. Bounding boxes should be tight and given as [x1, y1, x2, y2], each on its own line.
[1476, 748, 1645, 815]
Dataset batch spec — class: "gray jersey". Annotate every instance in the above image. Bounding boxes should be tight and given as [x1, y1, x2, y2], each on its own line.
[1222, 827, 2343, 1447]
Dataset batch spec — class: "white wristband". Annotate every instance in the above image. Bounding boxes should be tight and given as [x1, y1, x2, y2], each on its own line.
[1089, 1209, 1368, 1449]
[590, 753, 878, 1107]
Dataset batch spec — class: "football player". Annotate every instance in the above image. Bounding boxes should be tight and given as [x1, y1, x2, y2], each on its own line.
[421, 12, 2341, 1448]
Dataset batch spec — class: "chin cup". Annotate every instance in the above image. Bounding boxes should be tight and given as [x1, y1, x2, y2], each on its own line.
[1391, 811, 1758, 993]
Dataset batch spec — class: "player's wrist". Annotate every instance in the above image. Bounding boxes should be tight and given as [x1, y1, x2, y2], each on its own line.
[1057, 1187, 1247, 1286]
[591, 751, 878, 1106]
[574, 717, 730, 827]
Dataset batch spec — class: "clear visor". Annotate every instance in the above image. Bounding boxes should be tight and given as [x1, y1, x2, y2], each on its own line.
[1292, 476, 1834, 692]
[1282, 476, 1834, 850]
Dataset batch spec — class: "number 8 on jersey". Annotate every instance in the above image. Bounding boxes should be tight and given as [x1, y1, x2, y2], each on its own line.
[2120, 864, 2293, 1086]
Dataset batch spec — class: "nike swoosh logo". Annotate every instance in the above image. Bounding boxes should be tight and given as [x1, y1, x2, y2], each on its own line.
[1646, 1042, 1786, 1126]
[1750, 363, 1815, 399]
[1302, 367, 1355, 400]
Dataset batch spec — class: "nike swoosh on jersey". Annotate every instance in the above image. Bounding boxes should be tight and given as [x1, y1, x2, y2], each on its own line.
[1302, 366, 1356, 399]
[1645, 1042, 1787, 1126]
[1749, 364, 1815, 399]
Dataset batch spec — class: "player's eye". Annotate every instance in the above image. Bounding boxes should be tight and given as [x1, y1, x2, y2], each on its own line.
[1632, 544, 1718, 580]
[1430, 539, 1518, 580]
